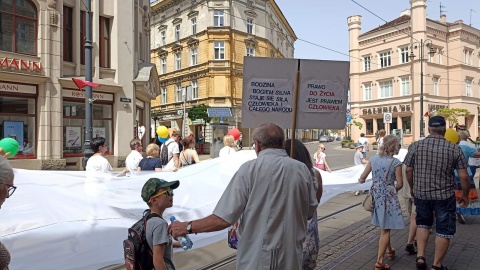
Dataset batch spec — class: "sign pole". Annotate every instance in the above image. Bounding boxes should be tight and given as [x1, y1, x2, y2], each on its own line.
[290, 60, 301, 158]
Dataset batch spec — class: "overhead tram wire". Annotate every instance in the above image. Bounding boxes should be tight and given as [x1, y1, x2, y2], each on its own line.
[350, 0, 468, 66]
[174, 0, 469, 86]
[186, 0, 449, 82]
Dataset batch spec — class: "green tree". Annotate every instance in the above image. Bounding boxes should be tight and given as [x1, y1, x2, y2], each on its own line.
[436, 108, 470, 128]
[187, 104, 212, 133]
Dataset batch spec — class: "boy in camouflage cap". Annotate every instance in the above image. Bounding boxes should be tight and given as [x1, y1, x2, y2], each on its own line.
[141, 178, 180, 269]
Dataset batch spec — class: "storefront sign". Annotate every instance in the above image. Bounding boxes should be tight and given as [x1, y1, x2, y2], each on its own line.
[428, 104, 447, 112]
[0, 57, 42, 73]
[362, 104, 411, 115]
[65, 127, 82, 147]
[62, 89, 113, 101]
[0, 83, 36, 94]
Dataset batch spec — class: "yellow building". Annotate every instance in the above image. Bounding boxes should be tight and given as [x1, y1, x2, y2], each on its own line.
[150, 0, 296, 146]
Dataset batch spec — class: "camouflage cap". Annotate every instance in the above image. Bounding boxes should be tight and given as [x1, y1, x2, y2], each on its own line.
[141, 178, 180, 202]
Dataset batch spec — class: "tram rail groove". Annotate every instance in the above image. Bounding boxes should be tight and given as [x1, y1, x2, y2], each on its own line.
[197, 203, 363, 270]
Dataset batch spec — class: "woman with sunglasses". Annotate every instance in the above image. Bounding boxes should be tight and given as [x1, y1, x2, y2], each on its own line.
[86, 137, 113, 173]
[313, 144, 331, 172]
[0, 155, 15, 269]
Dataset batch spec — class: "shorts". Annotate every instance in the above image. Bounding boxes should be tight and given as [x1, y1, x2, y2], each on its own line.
[414, 196, 456, 239]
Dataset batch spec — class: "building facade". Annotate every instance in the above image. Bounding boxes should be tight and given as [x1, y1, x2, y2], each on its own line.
[349, 0, 480, 145]
[1, 0, 159, 169]
[150, 0, 295, 146]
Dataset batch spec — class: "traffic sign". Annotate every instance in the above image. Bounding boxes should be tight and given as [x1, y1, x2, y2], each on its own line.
[346, 115, 352, 123]
[384, 113, 392, 124]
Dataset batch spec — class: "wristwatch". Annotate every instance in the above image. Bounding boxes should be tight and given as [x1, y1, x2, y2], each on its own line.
[187, 221, 193, 234]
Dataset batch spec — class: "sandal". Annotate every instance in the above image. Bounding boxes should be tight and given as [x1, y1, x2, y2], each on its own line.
[405, 243, 417, 255]
[416, 256, 427, 270]
[375, 262, 391, 270]
[431, 265, 448, 270]
[386, 249, 395, 260]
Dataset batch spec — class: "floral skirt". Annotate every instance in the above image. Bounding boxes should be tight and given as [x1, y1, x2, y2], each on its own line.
[303, 211, 319, 270]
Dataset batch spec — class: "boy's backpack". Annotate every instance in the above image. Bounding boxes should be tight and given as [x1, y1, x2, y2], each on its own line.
[160, 141, 173, 166]
[123, 210, 161, 270]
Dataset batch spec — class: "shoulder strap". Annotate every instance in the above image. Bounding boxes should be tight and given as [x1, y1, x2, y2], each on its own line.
[383, 158, 396, 180]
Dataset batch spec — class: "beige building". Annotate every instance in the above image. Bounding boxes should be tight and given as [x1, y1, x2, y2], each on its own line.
[0, 0, 159, 169]
[349, 0, 480, 145]
[150, 0, 295, 147]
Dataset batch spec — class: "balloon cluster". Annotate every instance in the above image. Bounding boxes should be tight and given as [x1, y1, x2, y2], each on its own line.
[156, 126, 179, 143]
[0, 138, 20, 157]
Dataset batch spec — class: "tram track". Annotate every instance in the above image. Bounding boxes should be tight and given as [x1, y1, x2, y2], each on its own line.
[196, 202, 363, 270]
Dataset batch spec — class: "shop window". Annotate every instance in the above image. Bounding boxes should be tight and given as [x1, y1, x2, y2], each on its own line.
[377, 118, 385, 133]
[390, 117, 398, 131]
[402, 117, 411, 134]
[63, 101, 113, 157]
[365, 119, 373, 135]
[0, 0, 37, 55]
[0, 96, 36, 158]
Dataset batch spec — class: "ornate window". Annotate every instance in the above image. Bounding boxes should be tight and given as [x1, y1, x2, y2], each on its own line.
[0, 0, 37, 55]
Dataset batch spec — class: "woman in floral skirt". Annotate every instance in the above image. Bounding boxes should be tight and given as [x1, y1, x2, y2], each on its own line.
[359, 135, 404, 270]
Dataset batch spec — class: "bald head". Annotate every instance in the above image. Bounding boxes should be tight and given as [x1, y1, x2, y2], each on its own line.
[253, 123, 285, 150]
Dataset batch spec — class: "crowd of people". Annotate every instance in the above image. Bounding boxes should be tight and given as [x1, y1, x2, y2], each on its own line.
[2, 117, 480, 270]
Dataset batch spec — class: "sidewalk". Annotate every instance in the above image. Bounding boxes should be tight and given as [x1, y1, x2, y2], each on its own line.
[317, 195, 480, 270]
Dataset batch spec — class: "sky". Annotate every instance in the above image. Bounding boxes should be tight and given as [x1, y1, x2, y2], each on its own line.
[275, 0, 480, 61]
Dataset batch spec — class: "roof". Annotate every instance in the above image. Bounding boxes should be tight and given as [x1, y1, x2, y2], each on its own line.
[360, 15, 411, 37]
[207, 108, 232, 118]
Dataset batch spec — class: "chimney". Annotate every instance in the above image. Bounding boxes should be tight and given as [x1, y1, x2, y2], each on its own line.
[440, 14, 446, 24]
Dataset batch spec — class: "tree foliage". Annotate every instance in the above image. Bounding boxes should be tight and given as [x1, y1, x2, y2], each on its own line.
[436, 108, 470, 128]
[352, 119, 363, 130]
[187, 104, 211, 127]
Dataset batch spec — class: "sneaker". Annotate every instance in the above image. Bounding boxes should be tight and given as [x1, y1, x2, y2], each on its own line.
[355, 191, 360, 196]
[456, 212, 466, 224]
[405, 243, 417, 255]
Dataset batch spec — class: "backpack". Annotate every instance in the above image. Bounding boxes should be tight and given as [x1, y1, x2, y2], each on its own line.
[123, 210, 161, 270]
[160, 141, 173, 166]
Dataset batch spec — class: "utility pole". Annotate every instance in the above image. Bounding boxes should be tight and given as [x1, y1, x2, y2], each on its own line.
[83, 0, 94, 170]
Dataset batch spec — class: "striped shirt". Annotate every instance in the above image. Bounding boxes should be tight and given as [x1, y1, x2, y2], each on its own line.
[403, 135, 467, 200]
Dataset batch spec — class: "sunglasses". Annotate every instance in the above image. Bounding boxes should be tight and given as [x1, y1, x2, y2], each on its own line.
[150, 189, 174, 201]
[1, 183, 16, 197]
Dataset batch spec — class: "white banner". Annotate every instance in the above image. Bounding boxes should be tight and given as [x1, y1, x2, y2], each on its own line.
[0, 149, 409, 270]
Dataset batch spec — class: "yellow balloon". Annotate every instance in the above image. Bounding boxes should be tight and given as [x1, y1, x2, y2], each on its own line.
[156, 126, 169, 138]
[444, 128, 459, 144]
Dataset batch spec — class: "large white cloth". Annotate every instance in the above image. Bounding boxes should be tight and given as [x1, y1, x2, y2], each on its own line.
[1, 150, 377, 270]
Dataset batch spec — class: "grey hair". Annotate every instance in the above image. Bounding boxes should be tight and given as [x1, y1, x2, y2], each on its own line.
[0, 156, 14, 185]
[458, 130, 469, 141]
[252, 123, 285, 149]
[429, 126, 446, 135]
[379, 135, 400, 157]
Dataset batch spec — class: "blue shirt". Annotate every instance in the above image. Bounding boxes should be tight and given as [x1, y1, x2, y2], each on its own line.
[456, 144, 477, 176]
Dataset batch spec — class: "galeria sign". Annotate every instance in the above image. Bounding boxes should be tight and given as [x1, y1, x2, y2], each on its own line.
[0, 57, 42, 73]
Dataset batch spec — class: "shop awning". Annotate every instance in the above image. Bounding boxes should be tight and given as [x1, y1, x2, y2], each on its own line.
[207, 108, 232, 118]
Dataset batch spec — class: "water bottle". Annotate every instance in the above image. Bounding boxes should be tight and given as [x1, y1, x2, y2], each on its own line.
[170, 216, 193, 250]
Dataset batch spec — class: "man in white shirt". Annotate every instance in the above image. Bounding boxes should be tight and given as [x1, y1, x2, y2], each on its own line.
[123, 138, 143, 174]
[358, 133, 369, 158]
[161, 131, 180, 171]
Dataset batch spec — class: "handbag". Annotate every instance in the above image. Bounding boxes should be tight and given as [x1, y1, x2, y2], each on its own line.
[227, 220, 240, 249]
[362, 158, 395, 212]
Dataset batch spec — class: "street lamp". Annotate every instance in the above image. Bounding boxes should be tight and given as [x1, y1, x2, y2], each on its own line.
[408, 39, 436, 138]
[83, 0, 94, 170]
